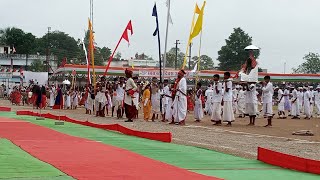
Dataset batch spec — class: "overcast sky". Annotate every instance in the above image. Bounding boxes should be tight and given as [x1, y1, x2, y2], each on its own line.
[1, 0, 320, 73]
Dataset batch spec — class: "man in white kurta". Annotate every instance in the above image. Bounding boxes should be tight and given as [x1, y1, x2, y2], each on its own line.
[297, 87, 304, 113]
[277, 87, 285, 119]
[161, 80, 170, 121]
[303, 87, 311, 119]
[172, 70, 187, 125]
[262, 76, 274, 127]
[310, 86, 315, 117]
[211, 74, 223, 125]
[291, 87, 300, 119]
[124, 69, 138, 122]
[204, 86, 214, 115]
[237, 86, 246, 117]
[246, 83, 258, 125]
[222, 72, 234, 126]
[314, 86, 320, 118]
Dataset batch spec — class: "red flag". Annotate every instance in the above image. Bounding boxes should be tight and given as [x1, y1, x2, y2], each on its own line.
[121, 20, 133, 44]
[104, 20, 133, 76]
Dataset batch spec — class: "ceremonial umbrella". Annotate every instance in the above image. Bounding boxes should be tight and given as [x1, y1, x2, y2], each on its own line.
[244, 45, 260, 51]
[62, 80, 71, 85]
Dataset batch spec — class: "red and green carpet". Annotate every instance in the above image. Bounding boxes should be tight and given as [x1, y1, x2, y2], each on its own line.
[0, 112, 319, 180]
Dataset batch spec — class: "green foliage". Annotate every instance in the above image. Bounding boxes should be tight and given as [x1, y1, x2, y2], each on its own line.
[293, 52, 320, 74]
[30, 60, 46, 72]
[217, 27, 259, 71]
[192, 55, 214, 70]
[0, 27, 37, 54]
[115, 52, 122, 59]
[165, 47, 184, 68]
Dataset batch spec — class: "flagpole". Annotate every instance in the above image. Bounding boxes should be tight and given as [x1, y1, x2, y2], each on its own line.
[182, 10, 196, 69]
[163, 0, 171, 80]
[195, 30, 203, 89]
[104, 37, 122, 76]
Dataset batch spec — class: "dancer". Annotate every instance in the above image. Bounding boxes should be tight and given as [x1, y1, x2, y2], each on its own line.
[262, 76, 274, 127]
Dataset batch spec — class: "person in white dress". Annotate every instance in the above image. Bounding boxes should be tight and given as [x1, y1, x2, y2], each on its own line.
[64, 90, 71, 109]
[237, 86, 246, 118]
[314, 86, 320, 118]
[297, 87, 304, 114]
[291, 86, 300, 119]
[246, 83, 257, 125]
[303, 87, 311, 119]
[161, 80, 170, 122]
[165, 84, 173, 122]
[115, 78, 125, 118]
[172, 70, 187, 125]
[211, 74, 223, 125]
[72, 90, 79, 109]
[194, 82, 204, 122]
[277, 87, 286, 119]
[151, 78, 160, 121]
[49, 85, 56, 109]
[222, 72, 235, 126]
[262, 76, 274, 127]
[204, 85, 214, 115]
[310, 86, 316, 117]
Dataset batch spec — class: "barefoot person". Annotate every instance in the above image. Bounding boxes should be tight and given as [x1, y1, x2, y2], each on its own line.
[222, 72, 234, 126]
[172, 70, 187, 125]
[124, 69, 137, 122]
[211, 74, 223, 125]
[262, 75, 274, 127]
[194, 82, 204, 122]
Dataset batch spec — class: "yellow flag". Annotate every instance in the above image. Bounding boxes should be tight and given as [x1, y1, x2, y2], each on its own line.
[190, 1, 206, 40]
[195, 4, 201, 14]
[88, 18, 96, 89]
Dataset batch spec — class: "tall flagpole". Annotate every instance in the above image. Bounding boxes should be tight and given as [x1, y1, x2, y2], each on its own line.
[182, 8, 197, 69]
[195, 30, 203, 88]
[163, 0, 171, 79]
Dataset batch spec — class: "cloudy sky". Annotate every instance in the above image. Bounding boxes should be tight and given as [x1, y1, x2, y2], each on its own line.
[1, 0, 320, 73]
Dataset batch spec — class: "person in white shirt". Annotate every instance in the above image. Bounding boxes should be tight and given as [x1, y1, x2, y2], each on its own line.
[194, 82, 204, 122]
[204, 85, 214, 115]
[222, 72, 235, 126]
[49, 85, 56, 109]
[124, 69, 138, 122]
[233, 85, 239, 115]
[237, 86, 246, 118]
[297, 87, 304, 114]
[211, 74, 223, 125]
[115, 77, 125, 119]
[161, 80, 170, 122]
[246, 82, 257, 125]
[165, 83, 173, 122]
[310, 86, 315, 117]
[303, 87, 311, 119]
[283, 87, 291, 116]
[262, 76, 274, 127]
[172, 70, 187, 125]
[314, 86, 320, 117]
[277, 87, 286, 119]
[291, 86, 300, 119]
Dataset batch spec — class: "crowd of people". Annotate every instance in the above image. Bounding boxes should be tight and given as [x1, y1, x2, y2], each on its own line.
[2, 69, 320, 127]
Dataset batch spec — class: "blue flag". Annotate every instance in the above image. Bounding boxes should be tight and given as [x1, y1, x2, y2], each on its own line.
[152, 4, 158, 36]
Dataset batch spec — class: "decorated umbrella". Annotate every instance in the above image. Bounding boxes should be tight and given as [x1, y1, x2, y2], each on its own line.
[244, 45, 260, 51]
[62, 80, 71, 85]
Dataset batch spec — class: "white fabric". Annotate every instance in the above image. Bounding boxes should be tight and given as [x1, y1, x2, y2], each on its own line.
[262, 102, 273, 117]
[204, 88, 214, 114]
[291, 89, 300, 116]
[49, 88, 56, 107]
[262, 82, 273, 103]
[223, 80, 233, 102]
[165, 91, 173, 120]
[246, 85, 257, 104]
[172, 77, 187, 122]
[194, 89, 203, 120]
[124, 78, 137, 106]
[151, 90, 160, 113]
[211, 102, 221, 121]
[278, 89, 285, 103]
[116, 84, 125, 101]
[304, 91, 311, 117]
[314, 91, 320, 115]
[297, 91, 303, 112]
[86, 94, 93, 111]
[237, 90, 246, 115]
[65, 94, 71, 108]
[212, 82, 223, 103]
[72, 92, 79, 107]
[133, 91, 139, 110]
[246, 103, 257, 116]
[222, 101, 234, 122]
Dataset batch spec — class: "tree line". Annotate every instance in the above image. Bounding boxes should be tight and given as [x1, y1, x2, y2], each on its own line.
[1, 26, 316, 73]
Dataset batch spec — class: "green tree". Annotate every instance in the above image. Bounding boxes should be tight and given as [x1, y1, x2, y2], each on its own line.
[29, 60, 46, 72]
[0, 27, 37, 54]
[165, 47, 184, 68]
[217, 27, 259, 71]
[191, 55, 214, 70]
[292, 52, 320, 74]
[35, 31, 81, 65]
[115, 52, 122, 59]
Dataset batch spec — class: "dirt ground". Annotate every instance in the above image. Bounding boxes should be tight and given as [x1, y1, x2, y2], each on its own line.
[2, 100, 319, 160]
